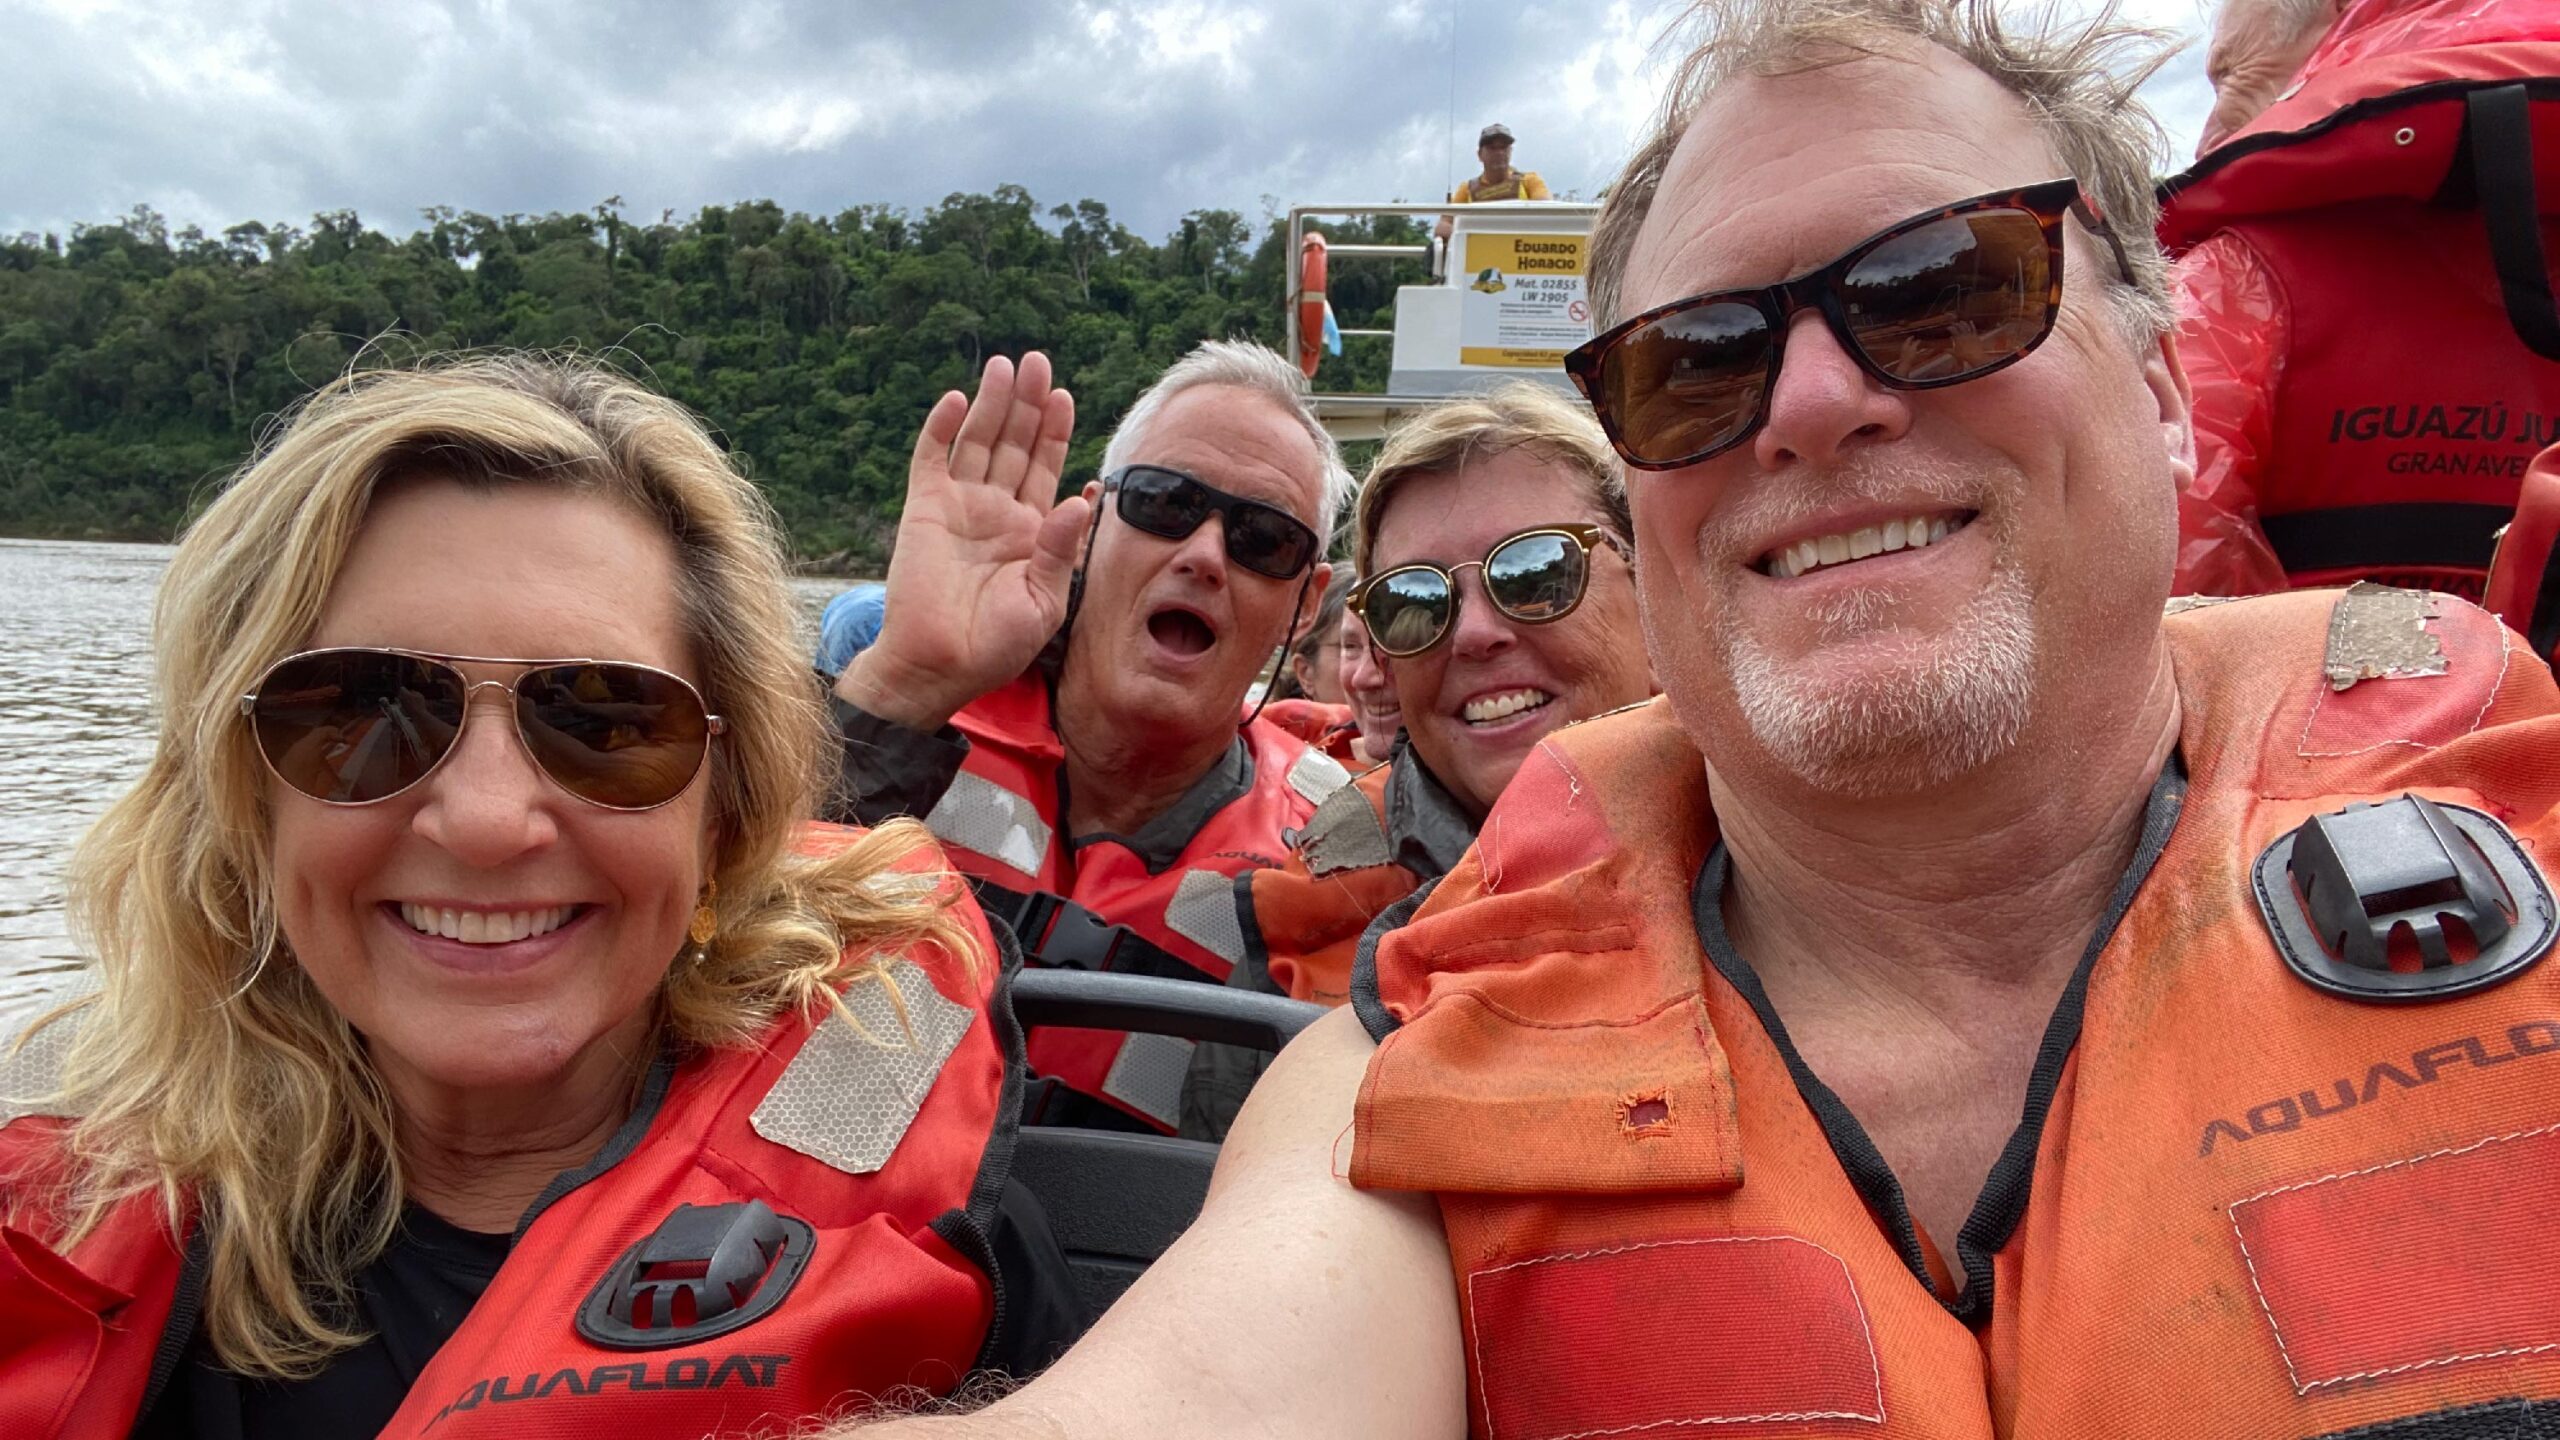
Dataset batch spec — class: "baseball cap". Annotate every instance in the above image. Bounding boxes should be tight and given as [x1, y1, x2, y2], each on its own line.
[1479, 123, 1514, 144]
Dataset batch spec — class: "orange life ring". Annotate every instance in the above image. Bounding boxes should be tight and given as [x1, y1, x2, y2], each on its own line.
[1296, 232, 1329, 379]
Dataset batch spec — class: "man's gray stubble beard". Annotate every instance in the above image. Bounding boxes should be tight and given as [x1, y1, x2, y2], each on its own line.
[1720, 561, 2036, 797]
[1701, 458, 2039, 798]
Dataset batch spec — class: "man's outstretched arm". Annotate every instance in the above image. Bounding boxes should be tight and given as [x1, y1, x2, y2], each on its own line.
[843, 1007, 1470, 1439]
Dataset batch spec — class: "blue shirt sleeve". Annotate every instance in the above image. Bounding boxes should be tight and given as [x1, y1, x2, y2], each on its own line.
[814, 583, 889, 677]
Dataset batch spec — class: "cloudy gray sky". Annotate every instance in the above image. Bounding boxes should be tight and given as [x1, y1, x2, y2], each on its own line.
[3, 0, 2217, 246]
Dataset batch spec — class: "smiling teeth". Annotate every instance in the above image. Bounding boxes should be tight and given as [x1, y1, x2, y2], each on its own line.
[1766, 513, 1966, 579]
[397, 903, 573, 945]
[1461, 689, 1554, 725]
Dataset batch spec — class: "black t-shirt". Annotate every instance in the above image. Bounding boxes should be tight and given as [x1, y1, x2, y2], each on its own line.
[133, 1180, 1084, 1439]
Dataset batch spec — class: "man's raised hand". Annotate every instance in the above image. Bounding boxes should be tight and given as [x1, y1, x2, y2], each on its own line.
[835, 352, 1088, 733]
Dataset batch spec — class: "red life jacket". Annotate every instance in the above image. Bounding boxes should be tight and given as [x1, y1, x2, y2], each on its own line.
[924, 673, 1350, 1130]
[1353, 588, 2560, 1438]
[0, 831, 1021, 1439]
[2158, 0, 2560, 597]
[1258, 696, 1363, 767]
[2486, 441, 2560, 676]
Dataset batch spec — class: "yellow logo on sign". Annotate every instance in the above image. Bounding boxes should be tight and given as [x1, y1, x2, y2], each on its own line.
[1462, 232, 1587, 276]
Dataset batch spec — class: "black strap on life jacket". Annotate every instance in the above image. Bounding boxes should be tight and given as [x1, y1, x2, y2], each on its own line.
[971, 880, 1218, 984]
[2469, 83, 2560, 362]
[2263, 501, 2513, 578]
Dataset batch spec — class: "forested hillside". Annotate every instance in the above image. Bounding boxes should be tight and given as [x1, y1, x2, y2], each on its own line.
[0, 193, 1429, 563]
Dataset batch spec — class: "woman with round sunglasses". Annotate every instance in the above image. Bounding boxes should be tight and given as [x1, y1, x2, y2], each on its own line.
[0, 356, 1079, 1439]
[1184, 385, 1653, 1138]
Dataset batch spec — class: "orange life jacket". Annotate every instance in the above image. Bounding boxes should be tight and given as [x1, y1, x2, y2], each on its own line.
[1353, 588, 2560, 1439]
[0, 829, 1021, 1439]
[925, 673, 1349, 1129]
[1247, 761, 1407, 1006]
[1244, 746, 1477, 1006]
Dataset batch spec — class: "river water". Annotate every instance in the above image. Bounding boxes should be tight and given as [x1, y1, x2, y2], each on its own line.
[0, 538, 846, 1026]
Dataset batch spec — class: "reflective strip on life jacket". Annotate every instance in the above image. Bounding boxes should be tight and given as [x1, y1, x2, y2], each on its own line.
[978, 869, 1268, 1129]
[926, 769, 1055, 878]
[932, 674, 1345, 1130]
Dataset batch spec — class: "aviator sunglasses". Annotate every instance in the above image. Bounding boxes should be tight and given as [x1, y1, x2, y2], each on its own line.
[1104, 464, 1321, 580]
[1351, 524, 1628, 658]
[240, 647, 724, 810]
[1563, 178, 2135, 471]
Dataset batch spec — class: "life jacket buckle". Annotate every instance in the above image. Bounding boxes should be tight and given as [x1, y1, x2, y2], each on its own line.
[1037, 900, 1133, 970]
[575, 1199, 816, 1350]
[989, 884, 1131, 970]
[2253, 793, 2556, 1001]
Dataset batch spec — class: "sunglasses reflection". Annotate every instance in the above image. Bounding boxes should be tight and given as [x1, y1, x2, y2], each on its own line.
[1375, 599, 1449, 655]
[1362, 529, 1605, 656]
[264, 680, 459, 802]
[520, 702, 706, 803]
[253, 656, 713, 808]
[1577, 189, 2075, 468]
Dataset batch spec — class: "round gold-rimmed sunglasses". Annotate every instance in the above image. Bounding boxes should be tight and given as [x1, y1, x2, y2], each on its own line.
[1350, 524, 1629, 658]
[239, 647, 725, 811]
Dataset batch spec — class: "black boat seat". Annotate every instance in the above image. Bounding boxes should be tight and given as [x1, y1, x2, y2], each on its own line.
[1007, 969, 1324, 1321]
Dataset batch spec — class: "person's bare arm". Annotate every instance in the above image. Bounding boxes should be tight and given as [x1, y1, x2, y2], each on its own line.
[843, 1007, 1468, 1438]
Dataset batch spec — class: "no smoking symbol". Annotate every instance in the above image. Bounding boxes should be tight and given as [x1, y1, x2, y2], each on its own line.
[1567, 300, 1590, 323]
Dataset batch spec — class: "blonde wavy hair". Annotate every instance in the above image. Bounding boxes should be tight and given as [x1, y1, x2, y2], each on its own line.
[1353, 382, 1632, 574]
[10, 353, 976, 1378]
[1588, 0, 2180, 339]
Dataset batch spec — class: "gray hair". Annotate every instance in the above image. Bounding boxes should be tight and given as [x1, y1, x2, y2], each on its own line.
[2221, 0, 2334, 46]
[1588, 0, 2181, 342]
[1100, 338, 1356, 544]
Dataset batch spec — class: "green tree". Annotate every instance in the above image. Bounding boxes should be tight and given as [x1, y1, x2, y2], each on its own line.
[0, 188, 1433, 564]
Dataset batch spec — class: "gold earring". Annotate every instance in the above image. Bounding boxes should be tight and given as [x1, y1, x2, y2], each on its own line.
[688, 878, 718, 949]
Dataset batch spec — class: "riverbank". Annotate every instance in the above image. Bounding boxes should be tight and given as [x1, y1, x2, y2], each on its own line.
[1, 525, 887, 580]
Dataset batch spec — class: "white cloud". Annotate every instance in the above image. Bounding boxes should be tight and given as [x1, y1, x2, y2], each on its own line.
[0, 0, 2216, 244]
[1130, 2, 1267, 72]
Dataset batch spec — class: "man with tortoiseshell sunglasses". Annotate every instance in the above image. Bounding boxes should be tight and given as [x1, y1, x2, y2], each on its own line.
[824, 339, 1355, 1135]
[825, 2, 2560, 1436]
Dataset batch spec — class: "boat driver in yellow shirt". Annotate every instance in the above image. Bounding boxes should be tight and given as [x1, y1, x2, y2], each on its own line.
[1435, 122, 1552, 254]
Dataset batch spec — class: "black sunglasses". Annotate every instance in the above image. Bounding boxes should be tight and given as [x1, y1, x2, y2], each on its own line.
[1350, 524, 1627, 658]
[1104, 464, 1321, 580]
[241, 647, 723, 810]
[1564, 178, 2134, 471]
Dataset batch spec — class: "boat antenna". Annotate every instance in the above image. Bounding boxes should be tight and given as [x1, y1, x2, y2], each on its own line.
[1444, 0, 1461, 203]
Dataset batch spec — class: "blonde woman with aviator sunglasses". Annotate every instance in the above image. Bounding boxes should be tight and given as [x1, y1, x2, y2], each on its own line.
[0, 354, 1080, 1438]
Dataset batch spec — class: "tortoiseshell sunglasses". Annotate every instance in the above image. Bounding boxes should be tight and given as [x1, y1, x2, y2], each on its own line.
[1563, 178, 2135, 471]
